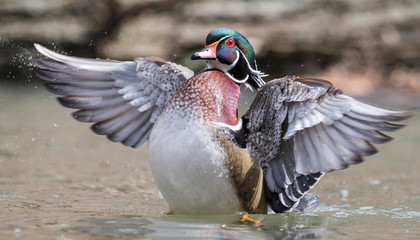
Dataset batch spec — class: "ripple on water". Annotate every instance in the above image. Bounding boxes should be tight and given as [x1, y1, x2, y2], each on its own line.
[317, 204, 420, 220]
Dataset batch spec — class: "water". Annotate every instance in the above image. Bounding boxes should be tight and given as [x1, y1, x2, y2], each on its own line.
[1, 82, 420, 239]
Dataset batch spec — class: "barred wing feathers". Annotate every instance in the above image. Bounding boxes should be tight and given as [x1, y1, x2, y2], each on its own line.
[243, 76, 405, 212]
[33, 44, 194, 148]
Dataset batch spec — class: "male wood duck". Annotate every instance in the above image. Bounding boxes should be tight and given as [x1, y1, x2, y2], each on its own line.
[33, 28, 405, 215]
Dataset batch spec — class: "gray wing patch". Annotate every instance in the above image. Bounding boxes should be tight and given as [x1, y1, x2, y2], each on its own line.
[243, 76, 406, 212]
[290, 94, 406, 174]
[33, 44, 193, 148]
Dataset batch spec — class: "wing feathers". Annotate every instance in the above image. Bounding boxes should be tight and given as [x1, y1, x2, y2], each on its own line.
[34, 43, 124, 70]
[334, 120, 391, 144]
[45, 83, 120, 97]
[271, 159, 287, 189]
[108, 110, 153, 144]
[33, 44, 192, 148]
[265, 165, 279, 192]
[91, 109, 142, 135]
[73, 103, 132, 122]
[58, 96, 124, 110]
[37, 71, 116, 87]
[350, 99, 404, 116]
[245, 76, 406, 212]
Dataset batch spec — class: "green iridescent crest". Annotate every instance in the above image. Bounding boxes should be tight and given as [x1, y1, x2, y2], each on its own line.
[206, 28, 257, 70]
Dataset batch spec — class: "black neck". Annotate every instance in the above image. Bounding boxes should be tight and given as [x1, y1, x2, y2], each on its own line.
[230, 56, 264, 89]
[228, 54, 249, 83]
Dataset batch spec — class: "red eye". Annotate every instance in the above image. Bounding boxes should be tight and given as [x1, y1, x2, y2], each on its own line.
[224, 38, 235, 48]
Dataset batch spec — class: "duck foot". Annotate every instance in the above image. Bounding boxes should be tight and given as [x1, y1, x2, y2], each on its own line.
[239, 214, 262, 226]
[295, 193, 321, 212]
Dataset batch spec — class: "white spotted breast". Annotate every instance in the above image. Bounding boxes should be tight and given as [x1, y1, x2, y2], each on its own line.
[148, 70, 243, 215]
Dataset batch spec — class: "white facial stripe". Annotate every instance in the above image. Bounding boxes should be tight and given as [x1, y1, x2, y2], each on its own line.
[239, 51, 265, 76]
[218, 35, 232, 42]
[205, 40, 267, 87]
[215, 35, 266, 77]
[228, 72, 248, 83]
[206, 51, 249, 84]
[244, 82, 254, 92]
[206, 50, 239, 72]
[237, 51, 267, 87]
[228, 50, 240, 70]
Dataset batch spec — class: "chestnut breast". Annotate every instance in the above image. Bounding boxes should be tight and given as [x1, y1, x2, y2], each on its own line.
[166, 70, 240, 126]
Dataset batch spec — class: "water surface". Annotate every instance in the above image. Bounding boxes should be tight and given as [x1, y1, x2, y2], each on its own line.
[0, 82, 419, 239]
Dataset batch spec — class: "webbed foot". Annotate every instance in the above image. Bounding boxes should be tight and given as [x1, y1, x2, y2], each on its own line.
[239, 214, 262, 226]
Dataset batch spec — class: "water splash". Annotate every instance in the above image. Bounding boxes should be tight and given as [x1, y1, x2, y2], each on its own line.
[317, 204, 420, 220]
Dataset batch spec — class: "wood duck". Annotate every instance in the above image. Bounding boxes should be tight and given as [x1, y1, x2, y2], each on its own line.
[33, 28, 405, 215]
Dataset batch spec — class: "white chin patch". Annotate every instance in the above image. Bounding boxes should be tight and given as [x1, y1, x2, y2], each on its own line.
[206, 59, 232, 72]
[206, 51, 248, 84]
[206, 50, 239, 72]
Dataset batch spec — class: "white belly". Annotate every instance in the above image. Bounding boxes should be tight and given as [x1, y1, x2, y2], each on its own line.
[148, 113, 241, 215]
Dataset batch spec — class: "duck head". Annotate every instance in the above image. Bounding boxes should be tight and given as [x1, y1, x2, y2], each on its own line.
[191, 28, 266, 89]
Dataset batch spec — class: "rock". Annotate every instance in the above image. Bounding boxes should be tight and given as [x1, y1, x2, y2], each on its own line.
[0, 0, 113, 44]
[1, 0, 419, 93]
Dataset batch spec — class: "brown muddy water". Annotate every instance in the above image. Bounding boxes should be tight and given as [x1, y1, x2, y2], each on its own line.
[0, 82, 420, 239]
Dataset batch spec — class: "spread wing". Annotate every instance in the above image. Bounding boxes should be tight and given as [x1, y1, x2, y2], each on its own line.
[32, 44, 194, 148]
[243, 76, 406, 212]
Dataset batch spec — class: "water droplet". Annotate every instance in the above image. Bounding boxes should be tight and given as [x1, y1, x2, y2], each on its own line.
[340, 189, 349, 201]
[14, 228, 22, 238]
[370, 179, 381, 185]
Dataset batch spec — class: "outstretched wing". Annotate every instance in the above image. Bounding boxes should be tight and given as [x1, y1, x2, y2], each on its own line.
[243, 76, 406, 212]
[33, 44, 194, 148]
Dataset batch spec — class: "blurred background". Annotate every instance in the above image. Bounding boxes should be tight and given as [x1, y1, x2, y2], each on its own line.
[1, 0, 420, 95]
[1, 1, 420, 238]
